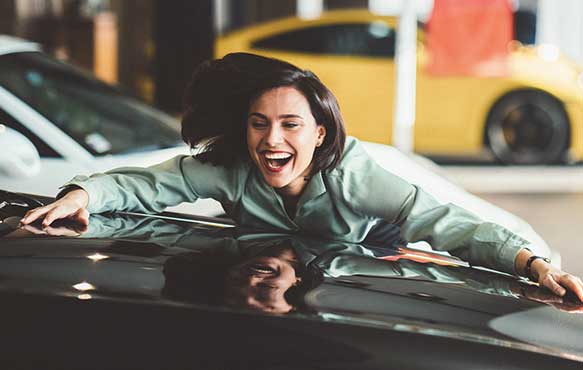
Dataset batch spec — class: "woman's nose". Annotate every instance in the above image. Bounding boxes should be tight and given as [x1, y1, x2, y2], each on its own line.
[265, 125, 284, 146]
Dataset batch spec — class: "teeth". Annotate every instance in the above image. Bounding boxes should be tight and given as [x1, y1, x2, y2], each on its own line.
[250, 265, 275, 274]
[264, 152, 292, 159]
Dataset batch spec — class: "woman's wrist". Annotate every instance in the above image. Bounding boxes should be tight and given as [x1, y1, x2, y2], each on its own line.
[514, 248, 553, 282]
[514, 248, 534, 277]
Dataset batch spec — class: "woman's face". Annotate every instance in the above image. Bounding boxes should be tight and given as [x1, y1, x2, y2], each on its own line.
[224, 246, 301, 314]
[247, 87, 326, 197]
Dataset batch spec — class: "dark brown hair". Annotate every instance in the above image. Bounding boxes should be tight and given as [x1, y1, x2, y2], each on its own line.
[181, 52, 346, 174]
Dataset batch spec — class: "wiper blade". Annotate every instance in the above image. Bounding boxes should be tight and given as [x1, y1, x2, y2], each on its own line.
[0, 190, 45, 209]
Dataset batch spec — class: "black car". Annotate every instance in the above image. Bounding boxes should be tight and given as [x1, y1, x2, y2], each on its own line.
[1, 190, 582, 370]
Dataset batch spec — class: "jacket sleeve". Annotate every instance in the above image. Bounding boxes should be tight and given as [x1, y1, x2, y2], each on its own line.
[61, 155, 239, 214]
[394, 185, 530, 275]
[347, 153, 531, 275]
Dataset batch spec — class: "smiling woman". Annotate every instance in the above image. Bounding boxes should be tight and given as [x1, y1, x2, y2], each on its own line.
[247, 87, 327, 215]
[20, 52, 583, 302]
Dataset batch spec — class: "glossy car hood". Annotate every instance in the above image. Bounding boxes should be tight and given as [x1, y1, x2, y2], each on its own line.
[2, 213, 583, 364]
[1, 191, 582, 369]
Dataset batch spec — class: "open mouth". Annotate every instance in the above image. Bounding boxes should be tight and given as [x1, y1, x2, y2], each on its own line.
[249, 264, 277, 275]
[262, 151, 293, 171]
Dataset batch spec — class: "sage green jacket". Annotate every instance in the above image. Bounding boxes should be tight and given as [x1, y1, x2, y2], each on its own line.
[64, 137, 531, 275]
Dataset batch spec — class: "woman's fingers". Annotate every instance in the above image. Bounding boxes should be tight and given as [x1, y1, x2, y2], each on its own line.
[531, 260, 583, 302]
[557, 274, 583, 302]
[20, 190, 89, 227]
[541, 274, 566, 296]
[20, 193, 90, 228]
[21, 206, 52, 225]
[23, 205, 87, 228]
[540, 270, 583, 303]
[41, 203, 82, 228]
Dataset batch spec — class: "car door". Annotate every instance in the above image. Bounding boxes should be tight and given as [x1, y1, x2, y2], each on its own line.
[246, 20, 397, 145]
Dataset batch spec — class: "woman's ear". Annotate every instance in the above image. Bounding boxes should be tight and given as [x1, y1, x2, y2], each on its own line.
[316, 125, 326, 147]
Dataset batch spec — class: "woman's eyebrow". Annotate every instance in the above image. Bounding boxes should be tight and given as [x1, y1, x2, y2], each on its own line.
[279, 114, 303, 120]
[248, 112, 267, 120]
[248, 113, 304, 120]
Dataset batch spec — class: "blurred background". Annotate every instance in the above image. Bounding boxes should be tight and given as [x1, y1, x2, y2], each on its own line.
[0, 0, 581, 275]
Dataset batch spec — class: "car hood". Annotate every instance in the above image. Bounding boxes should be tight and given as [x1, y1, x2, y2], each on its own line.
[1, 193, 582, 367]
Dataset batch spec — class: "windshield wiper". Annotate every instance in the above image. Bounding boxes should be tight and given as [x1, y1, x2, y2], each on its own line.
[0, 190, 45, 209]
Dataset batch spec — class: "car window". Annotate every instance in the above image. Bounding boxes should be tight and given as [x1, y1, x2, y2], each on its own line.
[251, 22, 395, 58]
[0, 107, 60, 158]
[0, 52, 182, 156]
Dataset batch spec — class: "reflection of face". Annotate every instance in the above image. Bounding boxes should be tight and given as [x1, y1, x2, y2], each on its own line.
[247, 87, 326, 197]
[225, 247, 301, 314]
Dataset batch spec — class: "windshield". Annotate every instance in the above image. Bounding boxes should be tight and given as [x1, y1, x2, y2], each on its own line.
[0, 52, 182, 155]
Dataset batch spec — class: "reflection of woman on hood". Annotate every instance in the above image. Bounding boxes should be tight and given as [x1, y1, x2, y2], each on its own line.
[162, 237, 324, 314]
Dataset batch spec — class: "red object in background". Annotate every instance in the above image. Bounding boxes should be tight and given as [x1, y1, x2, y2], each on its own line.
[426, 0, 513, 76]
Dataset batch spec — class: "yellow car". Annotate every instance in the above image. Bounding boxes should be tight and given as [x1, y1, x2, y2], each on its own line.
[216, 9, 583, 165]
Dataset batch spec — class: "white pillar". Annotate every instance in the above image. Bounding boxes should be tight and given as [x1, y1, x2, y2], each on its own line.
[392, 0, 417, 152]
[297, 0, 323, 20]
[213, 0, 230, 35]
[537, 0, 583, 63]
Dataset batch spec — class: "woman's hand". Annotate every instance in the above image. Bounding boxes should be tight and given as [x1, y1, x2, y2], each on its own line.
[515, 248, 583, 302]
[20, 188, 90, 228]
[531, 259, 583, 302]
[513, 283, 583, 313]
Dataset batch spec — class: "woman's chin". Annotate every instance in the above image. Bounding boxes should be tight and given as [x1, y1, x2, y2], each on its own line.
[258, 166, 289, 188]
[264, 176, 290, 189]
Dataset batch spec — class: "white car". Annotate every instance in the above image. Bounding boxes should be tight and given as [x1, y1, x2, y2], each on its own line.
[0, 35, 224, 216]
[0, 35, 556, 262]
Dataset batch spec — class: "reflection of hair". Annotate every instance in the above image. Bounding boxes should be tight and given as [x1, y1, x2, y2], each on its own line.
[162, 242, 323, 311]
[181, 52, 346, 175]
[284, 263, 324, 312]
[162, 251, 240, 305]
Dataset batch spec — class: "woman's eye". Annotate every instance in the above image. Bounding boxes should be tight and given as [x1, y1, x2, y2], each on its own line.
[250, 121, 268, 129]
[283, 122, 299, 128]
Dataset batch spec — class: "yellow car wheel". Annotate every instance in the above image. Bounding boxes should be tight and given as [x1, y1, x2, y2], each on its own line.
[485, 90, 570, 165]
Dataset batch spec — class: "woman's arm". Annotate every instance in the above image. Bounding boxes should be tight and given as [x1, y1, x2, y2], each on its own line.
[385, 185, 583, 301]
[346, 149, 582, 299]
[64, 155, 201, 214]
[21, 155, 235, 226]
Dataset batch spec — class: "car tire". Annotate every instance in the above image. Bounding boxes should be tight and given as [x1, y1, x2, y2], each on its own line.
[485, 91, 569, 165]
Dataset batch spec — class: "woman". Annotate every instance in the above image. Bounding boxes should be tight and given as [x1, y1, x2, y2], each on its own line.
[20, 52, 583, 301]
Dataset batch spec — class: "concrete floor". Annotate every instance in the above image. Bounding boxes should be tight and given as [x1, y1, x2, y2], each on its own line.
[477, 192, 583, 278]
